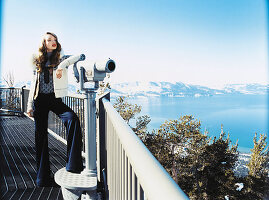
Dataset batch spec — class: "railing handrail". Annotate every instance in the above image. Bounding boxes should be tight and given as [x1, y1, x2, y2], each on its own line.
[102, 98, 189, 200]
[67, 92, 87, 99]
[0, 87, 22, 89]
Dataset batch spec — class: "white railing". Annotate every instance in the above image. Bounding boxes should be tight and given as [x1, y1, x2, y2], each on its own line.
[101, 98, 189, 200]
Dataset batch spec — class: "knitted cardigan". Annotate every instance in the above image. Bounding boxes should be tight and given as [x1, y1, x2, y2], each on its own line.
[27, 50, 68, 113]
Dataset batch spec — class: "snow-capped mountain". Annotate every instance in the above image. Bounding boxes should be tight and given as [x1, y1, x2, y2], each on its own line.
[0, 80, 5, 87]
[109, 81, 268, 97]
[1, 80, 268, 97]
[110, 81, 222, 97]
[0, 80, 31, 88]
[223, 84, 268, 95]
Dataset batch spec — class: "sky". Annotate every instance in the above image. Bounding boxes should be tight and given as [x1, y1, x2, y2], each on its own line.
[0, 0, 268, 88]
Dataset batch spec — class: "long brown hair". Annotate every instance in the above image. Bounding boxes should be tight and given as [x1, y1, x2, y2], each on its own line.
[34, 32, 62, 72]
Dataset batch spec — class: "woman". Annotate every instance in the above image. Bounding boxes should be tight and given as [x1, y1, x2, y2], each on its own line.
[27, 32, 83, 187]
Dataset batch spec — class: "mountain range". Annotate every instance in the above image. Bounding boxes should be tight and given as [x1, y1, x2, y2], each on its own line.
[1, 80, 268, 98]
[109, 81, 268, 97]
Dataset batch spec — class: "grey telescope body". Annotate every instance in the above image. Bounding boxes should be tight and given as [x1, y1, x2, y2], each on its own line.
[56, 54, 116, 83]
[81, 58, 116, 82]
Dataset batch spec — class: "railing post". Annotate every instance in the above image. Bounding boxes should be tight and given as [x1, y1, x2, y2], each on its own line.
[21, 86, 26, 113]
[0, 88, 2, 109]
[96, 92, 110, 199]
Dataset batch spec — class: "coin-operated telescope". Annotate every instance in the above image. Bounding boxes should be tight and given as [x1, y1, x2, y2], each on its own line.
[57, 54, 116, 88]
[55, 54, 116, 199]
[80, 59, 116, 82]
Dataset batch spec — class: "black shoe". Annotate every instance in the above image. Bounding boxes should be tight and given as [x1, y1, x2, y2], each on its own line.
[49, 178, 60, 188]
[36, 177, 60, 188]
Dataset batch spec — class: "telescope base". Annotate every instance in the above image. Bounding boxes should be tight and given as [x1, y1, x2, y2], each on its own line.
[55, 168, 98, 200]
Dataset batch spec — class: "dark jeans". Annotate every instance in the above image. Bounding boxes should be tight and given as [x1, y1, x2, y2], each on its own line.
[33, 93, 83, 185]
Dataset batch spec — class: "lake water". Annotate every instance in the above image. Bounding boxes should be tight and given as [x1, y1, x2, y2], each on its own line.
[118, 94, 268, 153]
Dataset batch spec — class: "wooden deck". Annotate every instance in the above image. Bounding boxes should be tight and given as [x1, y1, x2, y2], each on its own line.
[0, 115, 66, 200]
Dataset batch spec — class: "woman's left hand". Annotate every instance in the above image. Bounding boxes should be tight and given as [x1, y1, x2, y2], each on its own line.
[56, 69, 63, 79]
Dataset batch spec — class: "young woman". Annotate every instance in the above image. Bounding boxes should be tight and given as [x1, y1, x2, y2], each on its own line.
[27, 32, 83, 187]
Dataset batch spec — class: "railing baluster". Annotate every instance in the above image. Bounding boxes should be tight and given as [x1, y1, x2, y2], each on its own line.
[117, 137, 120, 200]
[115, 127, 118, 199]
[140, 186, 144, 200]
[132, 169, 136, 200]
[113, 122, 115, 199]
[106, 113, 109, 188]
[137, 181, 141, 200]
[128, 161, 132, 200]
[125, 156, 128, 200]
[120, 141, 122, 200]
[118, 137, 121, 199]
[121, 145, 125, 200]
[110, 121, 114, 199]
[110, 124, 113, 198]
[107, 118, 110, 196]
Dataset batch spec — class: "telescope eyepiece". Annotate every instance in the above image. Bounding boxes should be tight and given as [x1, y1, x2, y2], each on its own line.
[80, 54, 86, 61]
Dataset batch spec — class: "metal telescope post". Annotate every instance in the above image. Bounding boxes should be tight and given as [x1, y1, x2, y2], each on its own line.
[55, 55, 115, 199]
[78, 67, 100, 199]
[80, 68, 99, 178]
[54, 56, 99, 200]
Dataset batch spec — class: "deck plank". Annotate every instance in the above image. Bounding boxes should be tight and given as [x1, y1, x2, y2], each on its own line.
[0, 116, 66, 200]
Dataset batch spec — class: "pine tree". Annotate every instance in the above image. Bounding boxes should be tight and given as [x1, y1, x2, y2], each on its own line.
[247, 133, 269, 178]
[176, 125, 239, 199]
[244, 133, 269, 199]
[145, 118, 240, 199]
[113, 96, 151, 137]
[144, 116, 205, 184]
[113, 96, 142, 124]
[197, 129, 239, 199]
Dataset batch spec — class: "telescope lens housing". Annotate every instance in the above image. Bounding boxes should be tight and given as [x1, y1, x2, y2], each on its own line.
[107, 60, 116, 73]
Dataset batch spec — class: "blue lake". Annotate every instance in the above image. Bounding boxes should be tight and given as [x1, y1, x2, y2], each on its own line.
[118, 94, 268, 153]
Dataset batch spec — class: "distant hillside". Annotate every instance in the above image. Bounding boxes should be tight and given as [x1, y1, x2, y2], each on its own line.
[0, 80, 5, 87]
[109, 81, 268, 97]
[2, 80, 268, 97]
